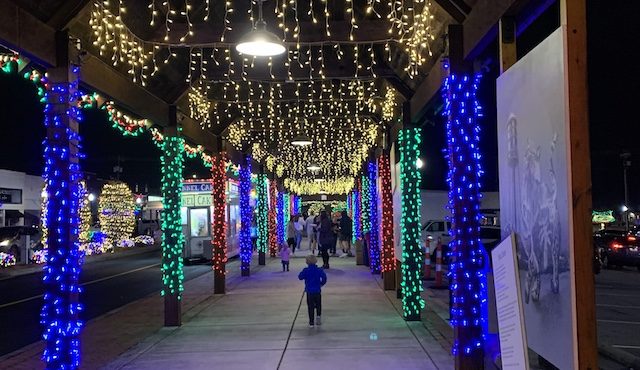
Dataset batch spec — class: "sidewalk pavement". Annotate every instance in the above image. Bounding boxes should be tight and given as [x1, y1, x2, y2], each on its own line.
[105, 256, 454, 370]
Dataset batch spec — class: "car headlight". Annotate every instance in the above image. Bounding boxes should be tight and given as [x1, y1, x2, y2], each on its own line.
[0, 240, 10, 247]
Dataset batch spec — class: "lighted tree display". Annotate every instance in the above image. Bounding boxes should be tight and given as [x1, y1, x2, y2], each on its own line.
[79, 181, 92, 245]
[99, 182, 135, 248]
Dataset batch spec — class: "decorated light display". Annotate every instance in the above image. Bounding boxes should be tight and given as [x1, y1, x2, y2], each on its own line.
[367, 161, 381, 274]
[98, 182, 136, 248]
[40, 64, 84, 369]
[239, 156, 253, 275]
[256, 173, 269, 260]
[210, 153, 227, 293]
[78, 182, 92, 245]
[282, 192, 290, 238]
[160, 136, 185, 299]
[443, 71, 488, 356]
[399, 127, 425, 321]
[353, 179, 362, 242]
[268, 180, 278, 257]
[276, 191, 285, 246]
[361, 174, 371, 235]
[0, 252, 17, 268]
[379, 154, 396, 273]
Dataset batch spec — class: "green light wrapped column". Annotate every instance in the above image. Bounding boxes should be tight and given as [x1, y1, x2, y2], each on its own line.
[399, 127, 425, 321]
[257, 173, 269, 265]
[160, 136, 185, 326]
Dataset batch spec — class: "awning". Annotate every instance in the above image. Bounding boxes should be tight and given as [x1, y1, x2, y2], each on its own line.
[4, 210, 25, 218]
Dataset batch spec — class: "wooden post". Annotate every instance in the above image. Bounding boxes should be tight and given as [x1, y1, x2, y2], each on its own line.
[561, 0, 598, 368]
[163, 106, 182, 327]
[498, 16, 517, 74]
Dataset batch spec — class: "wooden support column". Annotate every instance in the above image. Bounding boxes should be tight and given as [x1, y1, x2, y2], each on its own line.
[40, 30, 83, 369]
[561, 0, 598, 368]
[162, 105, 182, 327]
[499, 16, 517, 74]
[211, 136, 227, 294]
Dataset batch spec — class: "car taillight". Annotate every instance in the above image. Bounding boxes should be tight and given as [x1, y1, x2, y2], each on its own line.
[611, 242, 624, 250]
[629, 236, 637, 242]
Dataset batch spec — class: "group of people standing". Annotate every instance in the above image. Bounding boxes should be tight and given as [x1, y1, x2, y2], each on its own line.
[284, 210, 353, 269]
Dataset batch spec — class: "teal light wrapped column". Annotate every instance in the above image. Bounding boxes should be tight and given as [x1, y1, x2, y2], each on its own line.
[160, 135, 185, 326]
[399, 127, 425, 321]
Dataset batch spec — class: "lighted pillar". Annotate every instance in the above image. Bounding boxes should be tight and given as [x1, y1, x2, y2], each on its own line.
[443, 69, 487, 363]
[160, 108, 185, 326]
[399, 103, 424, 321]
[257, 172, 269, 265]
[41, 32, 84, 369]
[368, 160, 381, 274]
[276, 191, 285, 246]
[211, 153, 227, 294]
[353, 180, 361, 243]
[268, 179, 278, 257]
[379, 153, 396, 290]
[239, 155, 253, 276]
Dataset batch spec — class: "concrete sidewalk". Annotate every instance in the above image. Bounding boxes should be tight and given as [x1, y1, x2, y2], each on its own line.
[106, 257, 453, 370]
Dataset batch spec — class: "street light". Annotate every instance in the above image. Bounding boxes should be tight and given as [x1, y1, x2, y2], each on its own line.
[88, 193, 96, 202]
[291, 134, 313, 147]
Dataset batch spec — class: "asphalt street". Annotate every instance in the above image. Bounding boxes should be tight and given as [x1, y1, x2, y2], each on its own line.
[0, 249, 211, 356]
[596, 266, 640, 366]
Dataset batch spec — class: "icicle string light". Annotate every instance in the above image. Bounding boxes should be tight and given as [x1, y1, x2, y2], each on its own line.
[443, 69, 488, 357]
[399, 127, 425, 320]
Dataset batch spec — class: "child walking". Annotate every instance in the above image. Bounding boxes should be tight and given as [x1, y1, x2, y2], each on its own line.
[298, 255, 327, 327]
[280, 243, 291, 272]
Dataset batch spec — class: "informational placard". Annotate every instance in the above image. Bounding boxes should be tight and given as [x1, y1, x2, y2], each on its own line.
[492, 234, 529, 370]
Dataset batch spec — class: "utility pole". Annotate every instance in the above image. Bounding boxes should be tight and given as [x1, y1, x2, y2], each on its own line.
[621, 152, 631, 232]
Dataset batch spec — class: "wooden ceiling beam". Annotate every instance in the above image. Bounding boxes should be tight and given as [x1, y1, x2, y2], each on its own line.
[0, 0, 56, 66]
[432, 0, 467, 23]
[46, 0, 93, 31]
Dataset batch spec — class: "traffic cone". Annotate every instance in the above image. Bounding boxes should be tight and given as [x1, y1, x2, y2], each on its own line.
[429, 238, 447, 290]
[422, 238, 433, 280]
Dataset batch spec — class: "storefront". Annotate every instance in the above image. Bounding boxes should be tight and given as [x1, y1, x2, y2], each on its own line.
[0, 169, 43, 227]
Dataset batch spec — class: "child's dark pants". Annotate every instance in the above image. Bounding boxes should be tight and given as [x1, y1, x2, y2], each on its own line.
[307, 292, 322, 325]
[282, 261, 289, 271]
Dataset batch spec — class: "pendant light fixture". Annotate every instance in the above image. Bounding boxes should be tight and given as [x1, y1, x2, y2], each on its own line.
[236, 0, 286, 57]
[291, 134, 313, 146]
[307, 163, 321, 172]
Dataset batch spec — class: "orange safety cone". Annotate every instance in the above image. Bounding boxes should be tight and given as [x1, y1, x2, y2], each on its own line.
[422, 238, 433, 280]
[429, 237, 447, 290]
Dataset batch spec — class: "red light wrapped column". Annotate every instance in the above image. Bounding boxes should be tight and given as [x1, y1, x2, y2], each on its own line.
[211, 153, 227, 294]
[379, 153, 396, 289]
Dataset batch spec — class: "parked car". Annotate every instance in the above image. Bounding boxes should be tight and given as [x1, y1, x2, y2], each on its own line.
[0, 226, 42, 263]
[594, 229, 640, 270]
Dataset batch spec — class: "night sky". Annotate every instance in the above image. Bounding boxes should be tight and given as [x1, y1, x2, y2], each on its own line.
[0, 1, 638, 211]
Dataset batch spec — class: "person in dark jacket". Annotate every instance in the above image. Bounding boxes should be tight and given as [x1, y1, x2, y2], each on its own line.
[298, 254, 327, 327]
[317, 211, 333, 269]
[338, 210, 353, 256]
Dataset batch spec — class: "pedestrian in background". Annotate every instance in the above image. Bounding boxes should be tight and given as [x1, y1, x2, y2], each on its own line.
[279, 242, 290, 272]
[287, 216, 297, 255]
[306, 213, 317, 254]
[339, 210, 353, 257]
[298, 254, 327, 327]
[318, 211, 333, 269]
[295, 213, 305, 252]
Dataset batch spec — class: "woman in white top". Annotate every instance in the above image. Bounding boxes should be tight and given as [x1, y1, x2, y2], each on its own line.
[305, 214, 317, 254]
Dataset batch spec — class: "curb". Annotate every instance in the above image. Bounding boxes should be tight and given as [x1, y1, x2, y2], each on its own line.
[0, 245, 161, 281]
[599, 343, 640, 369]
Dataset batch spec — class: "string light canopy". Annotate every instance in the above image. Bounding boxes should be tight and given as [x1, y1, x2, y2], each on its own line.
[236, 0, 286, 57]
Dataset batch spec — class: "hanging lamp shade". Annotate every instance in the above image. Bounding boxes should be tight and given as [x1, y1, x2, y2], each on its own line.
[307, 163, 321, 171]
[291, 134, 312, 146]
[235, 0, 285, 57]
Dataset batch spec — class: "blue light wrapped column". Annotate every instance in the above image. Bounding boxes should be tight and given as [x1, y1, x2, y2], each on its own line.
[368, 161, 381, 274]
[239, 156, 253, 276]
[41, 65, 84, 369]
[443, 71, 488, 359]
[276, 191, 285, 245]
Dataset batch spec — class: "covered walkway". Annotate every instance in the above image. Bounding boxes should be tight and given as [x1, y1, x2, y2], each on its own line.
[106, 256, 452, 370]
